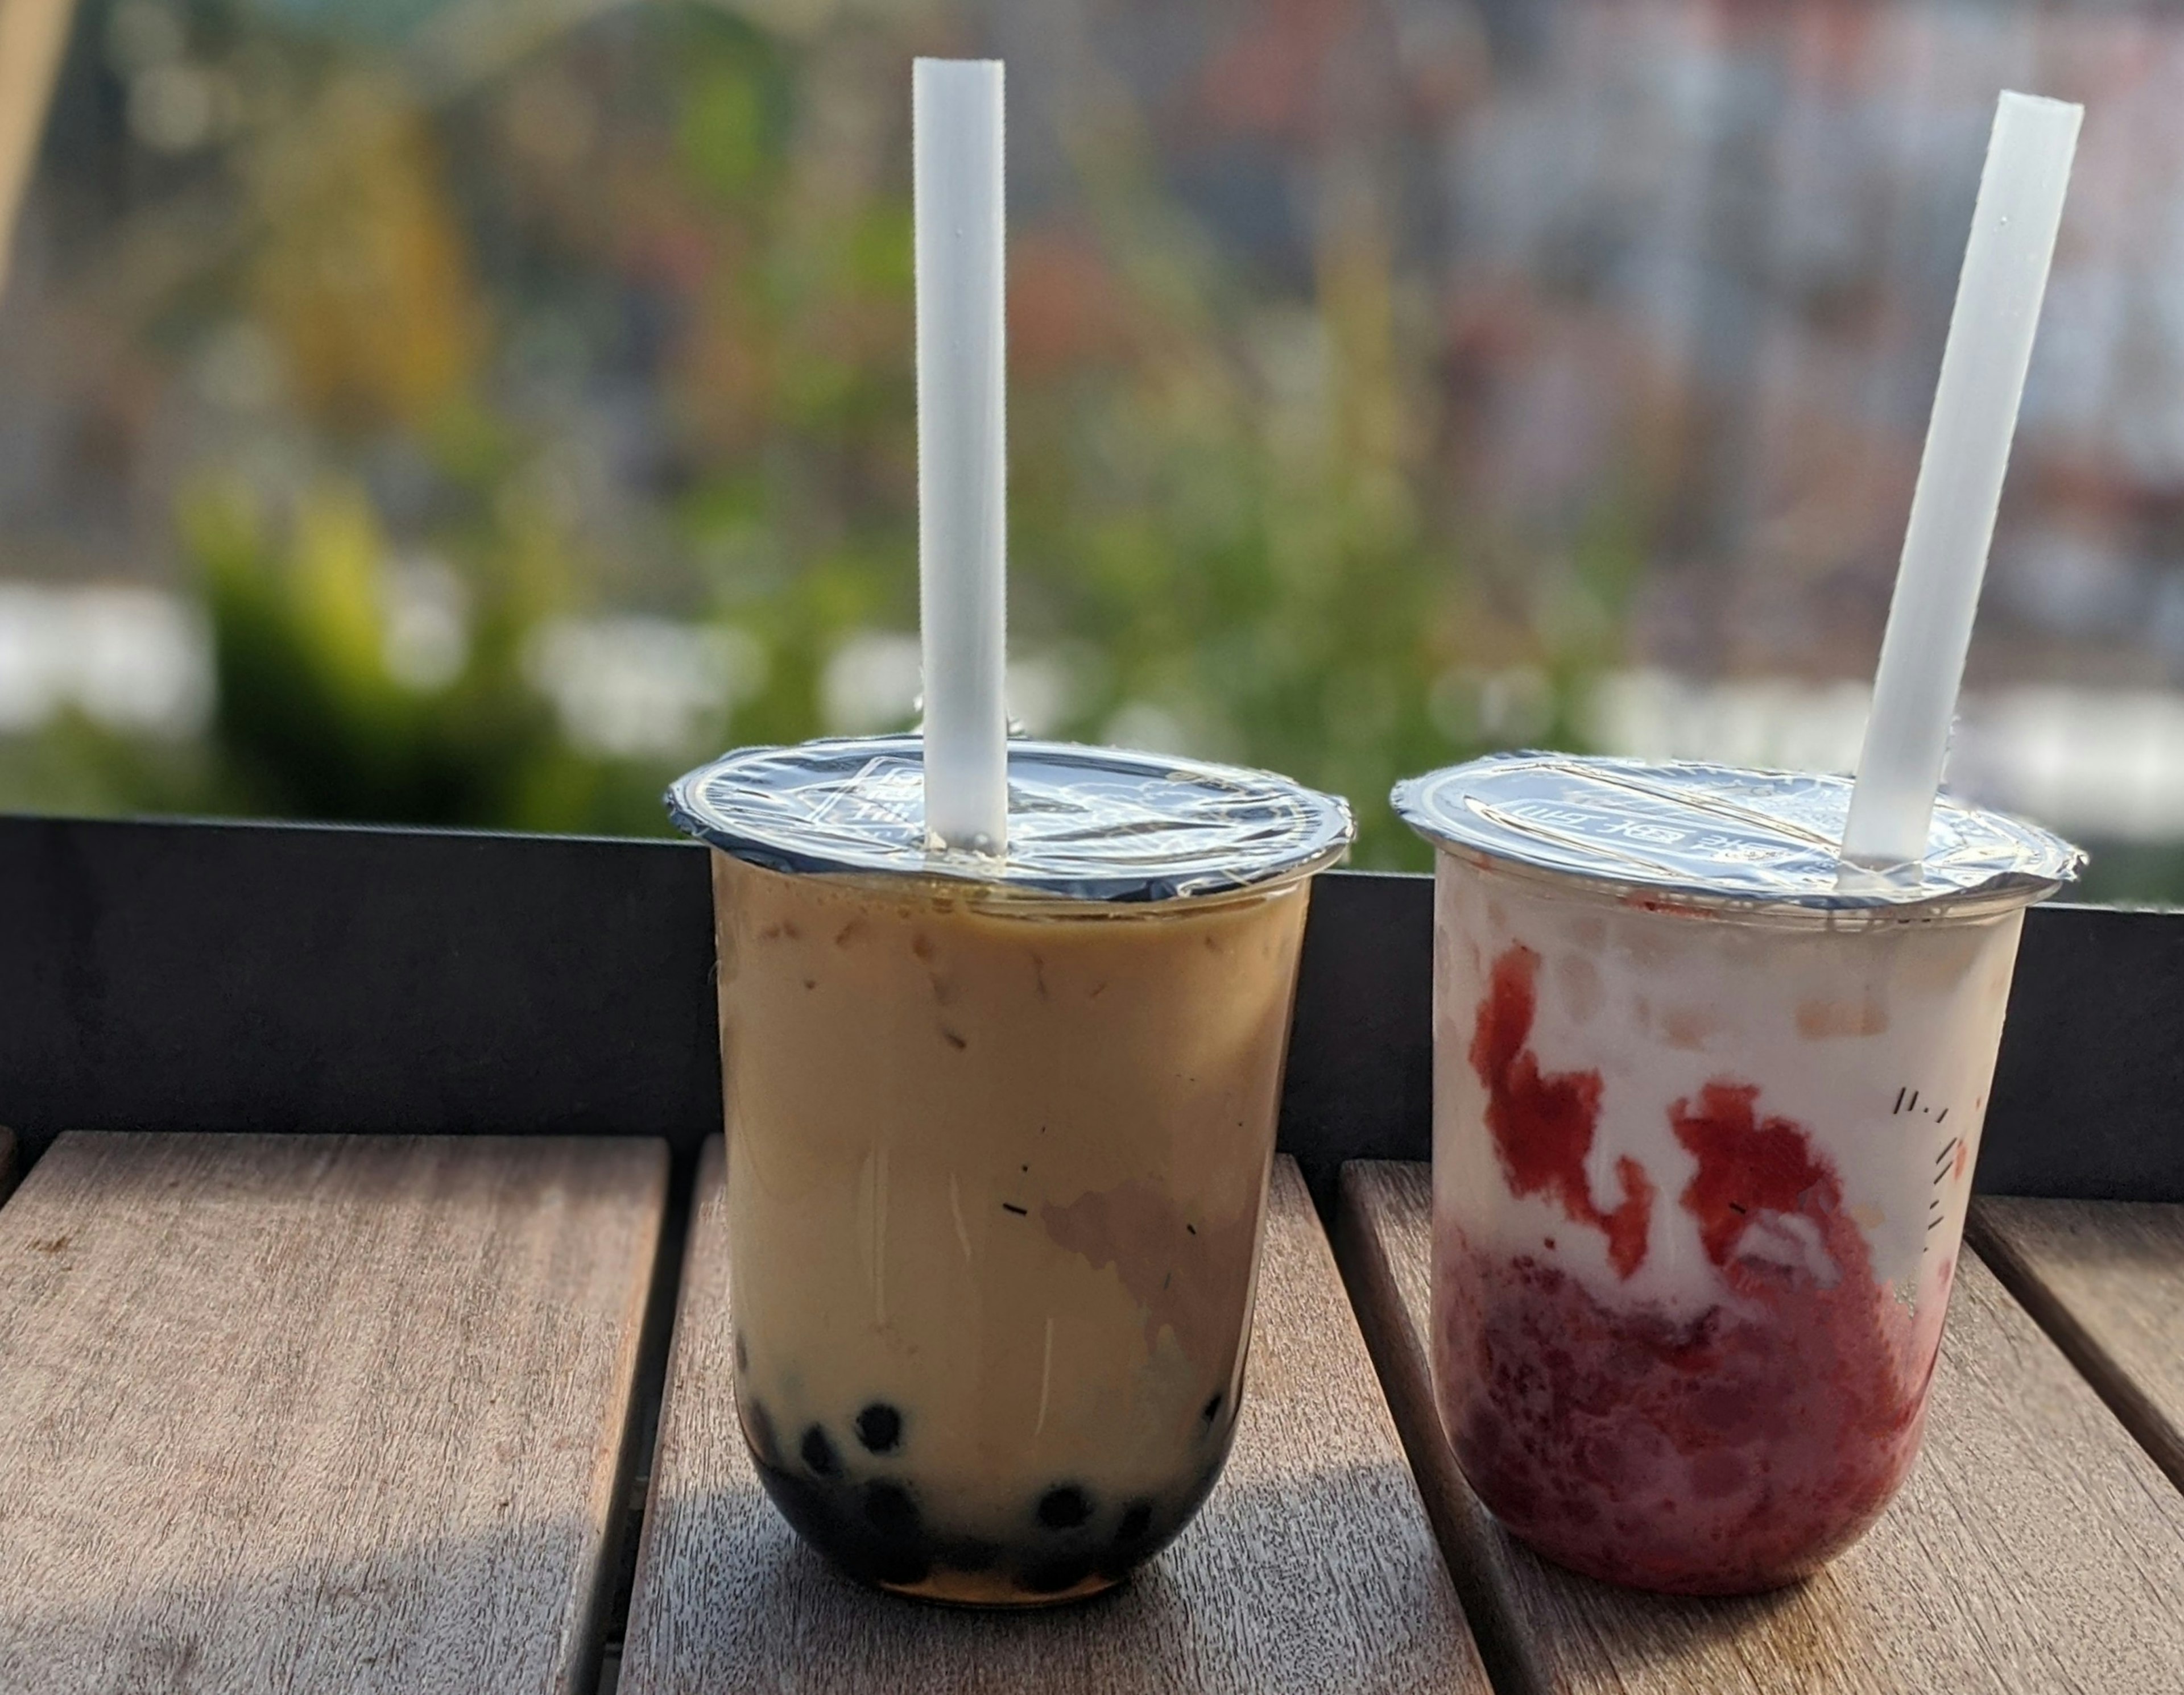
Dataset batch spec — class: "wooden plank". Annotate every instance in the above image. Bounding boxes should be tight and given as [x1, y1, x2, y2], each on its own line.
[1971, 1196, 2184, 1493]
[1335, 1160, 2184, 1695]
[620, 1143, 1488, 1694]
[0, 1132, 667, 1694]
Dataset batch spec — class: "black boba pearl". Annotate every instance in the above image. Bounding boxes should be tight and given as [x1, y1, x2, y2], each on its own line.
[854, 1402, 904, 1454]
[868, 1543, 932, 1587]
[800, 1424, 841, 1477]
[1022, 1556, 1094, 1595]
[1036, 1485, 1092, 1531]
[861, 1479, 920, 1538]
[938, 1535, 999, 1573]
[743, 1398, 779, 1466]
[1099, 1500, 1164, 1581]
[735, 1332, 748, 1372]
[750, 1447, 932, 1590]
[1202, 1391, 1224, 1424]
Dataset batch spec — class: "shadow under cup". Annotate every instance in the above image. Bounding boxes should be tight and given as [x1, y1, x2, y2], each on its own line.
[711, 851, 1317, 1606]
[1427, 849, 2047, 1594]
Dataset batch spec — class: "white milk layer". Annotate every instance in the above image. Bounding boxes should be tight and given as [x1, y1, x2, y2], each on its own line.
[1430, 853, 2026, 1316]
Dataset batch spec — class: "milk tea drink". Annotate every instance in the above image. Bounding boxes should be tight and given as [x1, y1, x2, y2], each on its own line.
[1393, 756, 2080, 1594]
[712, 854, 1305, 1602]
[671, 736, 1352, 1604]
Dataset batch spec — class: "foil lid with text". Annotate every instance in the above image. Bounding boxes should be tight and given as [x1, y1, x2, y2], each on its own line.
[1392, 753, 2082, 909]
[669, 735, 1354, 902]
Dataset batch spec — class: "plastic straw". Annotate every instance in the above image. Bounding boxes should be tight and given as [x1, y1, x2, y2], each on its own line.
[914, 57, 1010, 856]
[1839, 92, 2081, 871]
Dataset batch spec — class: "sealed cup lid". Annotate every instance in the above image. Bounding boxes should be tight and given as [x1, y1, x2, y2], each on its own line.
[1392, 753, 2082, 911]
[669, 734, 1354, 903]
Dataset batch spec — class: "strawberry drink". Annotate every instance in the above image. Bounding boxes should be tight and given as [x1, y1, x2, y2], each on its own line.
[1393, 755, 2080, 1594]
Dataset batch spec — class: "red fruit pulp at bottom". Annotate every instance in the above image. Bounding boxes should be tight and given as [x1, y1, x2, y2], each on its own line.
[1434, 1234, 1946, 1593]
[1437, 946, 1951, 1594]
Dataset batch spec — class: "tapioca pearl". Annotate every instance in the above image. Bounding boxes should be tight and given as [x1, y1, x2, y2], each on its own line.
[1021, 1555, 1093, 1595]
[734, 1332, 748, 1373]
[1098, 1503, 1164, 1582]
[1201, 1390, 1224, 1425]
[861, 1479, 920, 1539]
[868, 1544, 932, 1588]
[938, 1535, 999, 1573]
[800, 1424, 841, 1477]
[1036, 1485, 1092, 1531]
[854, 1402, 903, 1454]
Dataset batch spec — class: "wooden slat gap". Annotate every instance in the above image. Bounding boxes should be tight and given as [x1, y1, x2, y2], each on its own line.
[1332, 1166, 1548, 1695]
[582, 1147, 705, 1695]
[1966, 1201, 2184, 1496]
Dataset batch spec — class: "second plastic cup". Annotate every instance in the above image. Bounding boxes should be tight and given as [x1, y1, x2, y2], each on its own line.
[1393, 755, 2080, 1594]
[671, 735, 1351, 1605]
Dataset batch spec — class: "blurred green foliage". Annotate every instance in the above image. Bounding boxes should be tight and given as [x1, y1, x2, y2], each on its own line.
[187, 475, 555, 825]
[25, 1, 1641, 869]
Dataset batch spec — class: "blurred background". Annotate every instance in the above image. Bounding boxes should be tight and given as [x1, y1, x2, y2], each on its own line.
[2, 0, 2181, 893]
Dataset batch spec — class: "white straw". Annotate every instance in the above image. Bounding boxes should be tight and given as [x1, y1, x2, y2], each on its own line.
[1840, 91, 2081, 871]
[914, 58, 1010, 857]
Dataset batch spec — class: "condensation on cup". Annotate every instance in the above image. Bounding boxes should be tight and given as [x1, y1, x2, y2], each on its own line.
[669, 736, 1352, 1606]
[1392, 755, 2082, 1595]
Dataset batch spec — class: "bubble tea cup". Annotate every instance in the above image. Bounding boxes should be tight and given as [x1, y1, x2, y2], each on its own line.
[670, 735, 1352, 1605]
[1392, 755, 2080, 1594]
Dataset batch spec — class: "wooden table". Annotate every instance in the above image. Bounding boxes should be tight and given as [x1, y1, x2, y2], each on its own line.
[0, 1134, 668, 1694]
[2, 1138, 2179, 1694]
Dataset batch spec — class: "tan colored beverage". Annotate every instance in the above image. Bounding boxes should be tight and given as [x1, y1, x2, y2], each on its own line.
[717, 854, 1306, 1601]
[672, 735, 1352, 1604]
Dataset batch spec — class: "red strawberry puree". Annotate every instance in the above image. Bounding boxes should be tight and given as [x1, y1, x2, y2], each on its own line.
[1435, 946, 1950, 1594]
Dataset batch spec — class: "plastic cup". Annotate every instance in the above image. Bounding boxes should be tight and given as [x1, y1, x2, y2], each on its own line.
[1392, 755, 2080, 1594]
[670, 736, 1351, 1605]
